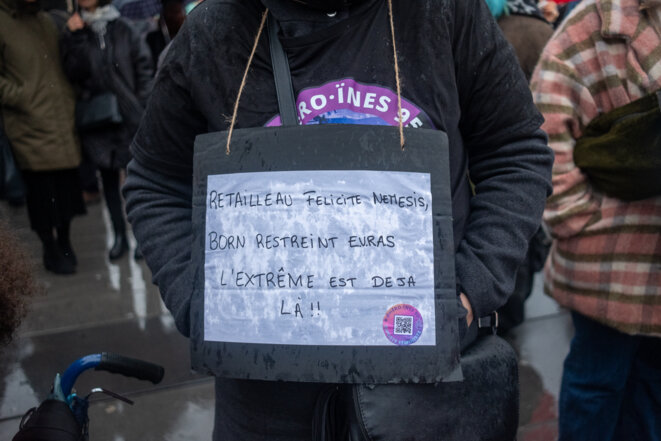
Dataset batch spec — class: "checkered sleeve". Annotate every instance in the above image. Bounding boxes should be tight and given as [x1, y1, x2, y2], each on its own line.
[531, 49, 602, 240]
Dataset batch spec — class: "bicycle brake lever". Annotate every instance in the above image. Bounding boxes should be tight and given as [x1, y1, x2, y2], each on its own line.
[86, 387, 134, 405]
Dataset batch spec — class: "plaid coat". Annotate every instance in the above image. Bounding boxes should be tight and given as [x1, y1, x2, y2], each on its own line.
[531, 0, 661, 336]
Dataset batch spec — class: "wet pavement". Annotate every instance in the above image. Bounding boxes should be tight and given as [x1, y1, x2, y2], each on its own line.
[0, 198, 572, 440]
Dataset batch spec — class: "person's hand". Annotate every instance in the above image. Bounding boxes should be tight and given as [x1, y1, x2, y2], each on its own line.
[538, 1, 559, 23]
[460, 293, 473, 326]
[66, 13, 85, 32]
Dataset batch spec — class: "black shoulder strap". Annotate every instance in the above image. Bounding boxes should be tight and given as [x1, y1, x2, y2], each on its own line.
[267, 13, 298, 126]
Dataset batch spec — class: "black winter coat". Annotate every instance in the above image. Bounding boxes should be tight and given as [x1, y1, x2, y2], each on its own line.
[123, 0, 554, 337]
[62, 18, 153, 169]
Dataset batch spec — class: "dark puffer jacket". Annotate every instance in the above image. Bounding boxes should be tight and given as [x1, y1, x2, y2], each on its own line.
[61, 16, 153, 170]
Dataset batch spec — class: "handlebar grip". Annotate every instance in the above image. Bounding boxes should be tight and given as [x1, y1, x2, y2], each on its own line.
[95, 353, 164, 384]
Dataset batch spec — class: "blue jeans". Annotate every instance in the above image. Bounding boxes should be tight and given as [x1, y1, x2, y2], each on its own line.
[559, 312, 661, 441]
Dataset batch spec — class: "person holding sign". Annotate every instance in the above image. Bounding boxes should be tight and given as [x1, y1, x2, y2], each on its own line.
[123, 0, 554, 439]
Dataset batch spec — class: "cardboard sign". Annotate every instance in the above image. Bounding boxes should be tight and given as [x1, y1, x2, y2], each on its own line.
[191, 125, 461, 383]
[204, 170, 435, 346]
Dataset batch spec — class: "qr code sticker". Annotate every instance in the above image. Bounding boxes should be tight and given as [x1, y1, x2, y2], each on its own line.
[394, 315, 413, 335]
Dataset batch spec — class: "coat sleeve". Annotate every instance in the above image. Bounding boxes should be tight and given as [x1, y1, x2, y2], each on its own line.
[124, 159, 194, 336]
[128, 23, 153, 107]
[451, 0, 554, 318]
[0, 40, 22, 107]
[0, 76, 22, 108]
[123, 21, 206, 337]
[531, 52, 602, 239]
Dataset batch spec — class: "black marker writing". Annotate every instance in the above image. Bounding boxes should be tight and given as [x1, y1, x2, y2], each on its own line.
[235, 268, 315, 289]
[348, 235, 395, 248]
[372, 275, 416, 288]
[372, 192, 429, 211]
[255, 234, 338, 249]
[329, 276, 357, 288]
[303, 190, 362, 207]
[208, 191, 292, 209]
[280, 298, 320, 318]
[208, 233, 246, 250]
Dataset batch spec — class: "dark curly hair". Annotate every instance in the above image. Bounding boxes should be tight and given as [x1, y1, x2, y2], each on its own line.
[0, 221, 37, 346]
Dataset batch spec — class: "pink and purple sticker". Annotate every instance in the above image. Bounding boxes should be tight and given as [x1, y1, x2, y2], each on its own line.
[382, 304, 423, 345]
[265, 78, 435, 129]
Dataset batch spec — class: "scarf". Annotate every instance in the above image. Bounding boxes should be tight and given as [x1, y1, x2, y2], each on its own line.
[81, 4, 120, 35]
[507, 0, 546, 20]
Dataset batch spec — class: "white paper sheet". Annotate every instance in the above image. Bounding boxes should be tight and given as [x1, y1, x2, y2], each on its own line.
[204, 170, 435, 346]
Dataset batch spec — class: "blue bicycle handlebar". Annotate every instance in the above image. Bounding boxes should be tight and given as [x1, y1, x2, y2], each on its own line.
[61, 354, 102, 397]
[60, 353, 164, 397]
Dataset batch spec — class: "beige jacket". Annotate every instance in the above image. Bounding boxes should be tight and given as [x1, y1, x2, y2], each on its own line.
[0, 0, 81, 171]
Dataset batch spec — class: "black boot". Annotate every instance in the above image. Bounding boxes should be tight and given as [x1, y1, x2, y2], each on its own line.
[57, 223, 77, 267]
[109, 232, 128, 260]
[39, 229, 75, 275]
[43, 243, 76, 275]
[101, 168, 129, 261]
[58, 242, 77, 267]
[133, 246, 143, 260]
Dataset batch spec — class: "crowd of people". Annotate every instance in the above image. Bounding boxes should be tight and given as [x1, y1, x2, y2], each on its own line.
[0, 0, 187, 272]
[1, 0, 659, 439]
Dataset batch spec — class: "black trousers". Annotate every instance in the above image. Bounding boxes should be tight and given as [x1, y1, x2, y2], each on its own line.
[99, 168, 125, 234]
[22, 169, 85, 233]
